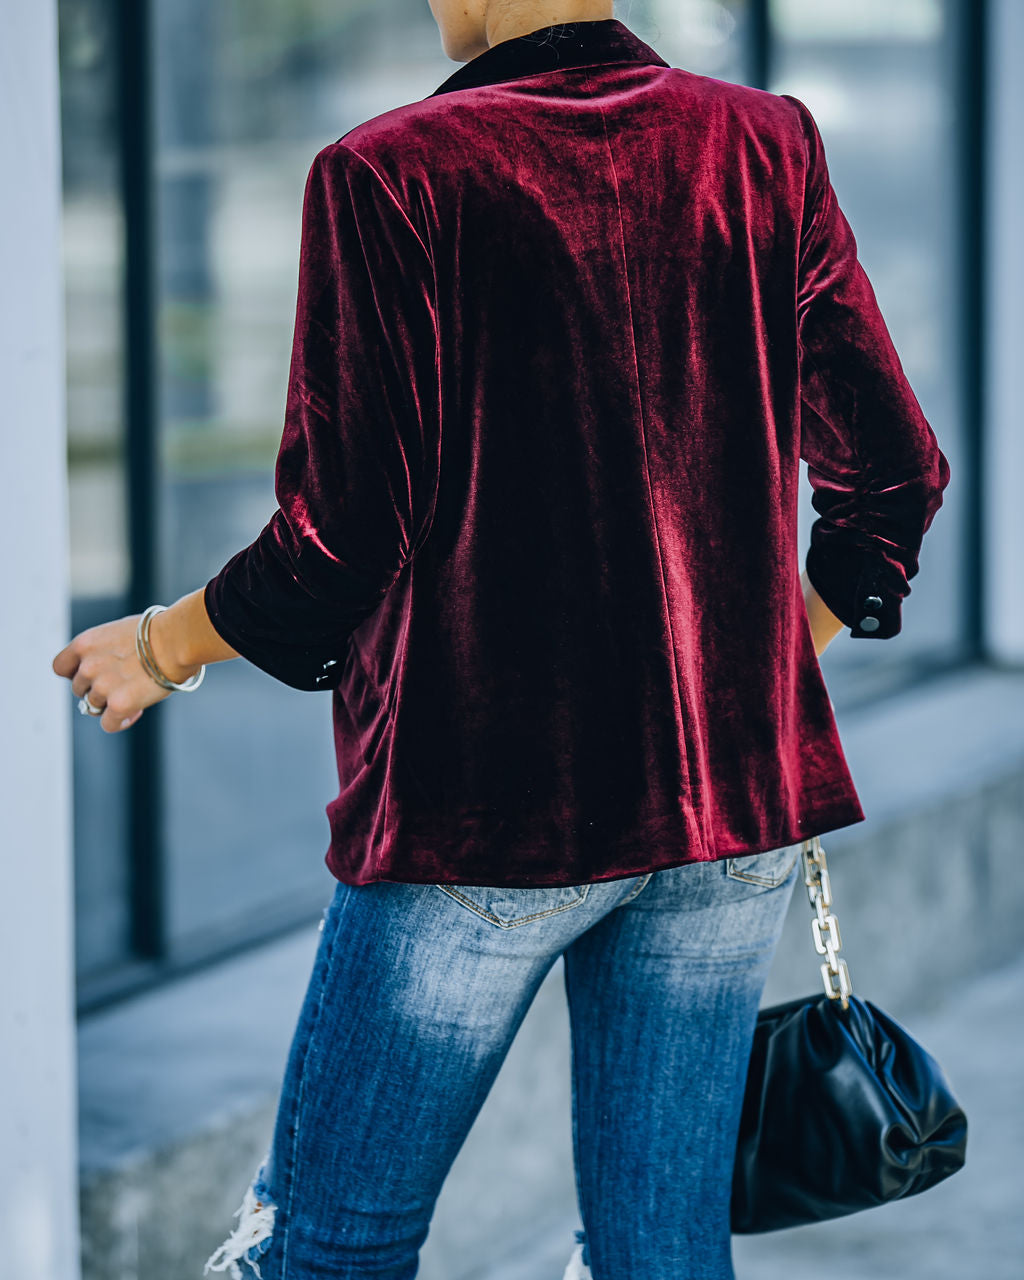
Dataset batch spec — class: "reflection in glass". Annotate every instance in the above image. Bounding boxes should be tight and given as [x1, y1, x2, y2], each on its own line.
[772, 0, 965, 700]
[60, 0, 128, 600]
[152, 0, 454, 955]
[139, 0, 967, 959]
[644, 0, 749, 80]
[59, 0, 133, 985]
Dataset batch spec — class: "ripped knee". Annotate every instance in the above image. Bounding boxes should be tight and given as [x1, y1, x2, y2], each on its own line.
[562, 1228, 593, 1279]
[204, 1150, 277, 1279]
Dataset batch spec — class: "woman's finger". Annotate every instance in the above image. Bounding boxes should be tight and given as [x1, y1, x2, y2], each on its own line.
[69, 653, 99, 697]
[58, 614, 174, 729]
[52, 634, 88, 679]
[78, 692, 107, 719]
[71, 671, 90, 698]
[98, 694, 139, 734]
[72, 664, 101, 700]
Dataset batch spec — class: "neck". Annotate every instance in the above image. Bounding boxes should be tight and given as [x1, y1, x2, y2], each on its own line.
[484, 2, 615, 50]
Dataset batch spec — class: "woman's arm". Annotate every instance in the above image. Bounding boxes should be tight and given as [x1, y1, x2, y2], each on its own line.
[51, 588, 240, 735]
[802, 570, 845, 658]
[786, 94, 950, 640]
[154, 576, 845, 677]
[55, 572, 841, 736]
[148, 588, 242, 682]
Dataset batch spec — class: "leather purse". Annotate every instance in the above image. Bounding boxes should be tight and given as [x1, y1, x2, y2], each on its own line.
[730, 835, 968, 1234]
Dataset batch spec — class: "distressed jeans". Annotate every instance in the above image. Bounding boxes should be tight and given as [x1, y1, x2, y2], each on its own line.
[203, 841, 802, 1280]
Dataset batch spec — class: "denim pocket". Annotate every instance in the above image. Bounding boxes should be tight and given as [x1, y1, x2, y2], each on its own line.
[433, 882, 591, 928]
[724, 842, 801, 888]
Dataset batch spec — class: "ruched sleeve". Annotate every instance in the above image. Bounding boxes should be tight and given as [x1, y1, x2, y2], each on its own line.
[783, 93, 951, 639]
[203, 142, 441, 689]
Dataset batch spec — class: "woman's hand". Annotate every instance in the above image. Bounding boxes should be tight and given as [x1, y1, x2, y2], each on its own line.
[51, 612, 201, 734]
[801, 570, 846, 658]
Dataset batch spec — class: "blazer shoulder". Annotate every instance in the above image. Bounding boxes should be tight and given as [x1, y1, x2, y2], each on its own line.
[680, 70, 804, 126]
[333, 96, 457, 183]
[666, 72, 812, 172]
[296, 101, 449, 256]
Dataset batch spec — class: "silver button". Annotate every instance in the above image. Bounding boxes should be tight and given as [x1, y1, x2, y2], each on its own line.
[858, 617, 881, 632]
[864, 595, 883, 610]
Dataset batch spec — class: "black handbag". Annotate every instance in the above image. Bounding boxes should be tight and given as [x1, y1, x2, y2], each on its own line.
[730, 834, 968, 1234]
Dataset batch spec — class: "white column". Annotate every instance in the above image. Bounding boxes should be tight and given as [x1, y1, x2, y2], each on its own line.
[0, 3, 82, 1279]
[984, 0, 1024, 662]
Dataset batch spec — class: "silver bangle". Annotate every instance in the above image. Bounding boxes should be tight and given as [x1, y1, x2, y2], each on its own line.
[136, 604, 206, 692]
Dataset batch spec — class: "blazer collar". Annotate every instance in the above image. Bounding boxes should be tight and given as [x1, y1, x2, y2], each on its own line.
[428, 18, 670, 97]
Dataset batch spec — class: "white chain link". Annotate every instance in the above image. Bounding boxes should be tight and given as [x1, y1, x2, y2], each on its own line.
[801, 835, 853, 1009]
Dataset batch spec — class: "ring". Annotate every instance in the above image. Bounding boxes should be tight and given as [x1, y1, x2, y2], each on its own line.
[78, 693, 104, 717]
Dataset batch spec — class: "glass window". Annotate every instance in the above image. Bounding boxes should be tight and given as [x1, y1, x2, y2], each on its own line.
[771, 0, 968, 703]
[152, 0, 454, 958]
[63, 0, 975, 999]
[643, 0, 751, 80]
[59, 0, 133, 986]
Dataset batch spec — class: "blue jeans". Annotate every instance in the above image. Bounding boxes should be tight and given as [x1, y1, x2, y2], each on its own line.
[203, 843, 802, 1280]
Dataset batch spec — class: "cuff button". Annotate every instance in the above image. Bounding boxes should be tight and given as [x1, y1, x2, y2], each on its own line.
[864, 595, 883, 610]
[858, 616, 881, 632]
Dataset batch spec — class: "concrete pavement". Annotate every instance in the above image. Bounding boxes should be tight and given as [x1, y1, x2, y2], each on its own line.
[474, 950, 1024, 1280]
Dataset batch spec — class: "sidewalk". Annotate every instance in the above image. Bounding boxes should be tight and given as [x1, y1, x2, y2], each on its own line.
[479, 950, 1024, 1280]
[77, 914, 1023, 1280]
[730, 950, 1024, 1280]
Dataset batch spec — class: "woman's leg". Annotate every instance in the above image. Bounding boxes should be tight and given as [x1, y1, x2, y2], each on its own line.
[562, 844, 802, 1280]
[203, 870, 649, 1280]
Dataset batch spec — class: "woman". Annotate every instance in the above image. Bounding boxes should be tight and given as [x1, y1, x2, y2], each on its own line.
[53, 3, 950, 1277]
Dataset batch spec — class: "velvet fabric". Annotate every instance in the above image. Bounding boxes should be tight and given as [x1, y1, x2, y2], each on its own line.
[203, 18, 951, 888]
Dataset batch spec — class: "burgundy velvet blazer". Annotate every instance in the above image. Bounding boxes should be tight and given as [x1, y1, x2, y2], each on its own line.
[204, 18, 951, 888]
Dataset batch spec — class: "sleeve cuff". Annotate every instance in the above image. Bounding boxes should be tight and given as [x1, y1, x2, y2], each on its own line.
[805, 542, 903, 639]
[202, 572, 346, 692]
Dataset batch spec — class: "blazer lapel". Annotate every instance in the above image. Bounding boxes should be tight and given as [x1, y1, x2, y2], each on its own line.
[428, 17, 670, 98]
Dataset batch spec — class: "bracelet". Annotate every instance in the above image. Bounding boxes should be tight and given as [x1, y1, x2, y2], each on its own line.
[136, 604, 206, 692]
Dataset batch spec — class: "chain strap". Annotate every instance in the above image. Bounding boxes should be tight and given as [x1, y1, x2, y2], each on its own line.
[800, 835, 853, 1010]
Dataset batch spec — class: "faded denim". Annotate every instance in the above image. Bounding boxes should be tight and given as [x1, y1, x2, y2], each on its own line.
[204, 843, 801, 1279]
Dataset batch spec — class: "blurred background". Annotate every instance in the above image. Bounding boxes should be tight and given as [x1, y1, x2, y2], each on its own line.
[4, 1, 1022, 1278]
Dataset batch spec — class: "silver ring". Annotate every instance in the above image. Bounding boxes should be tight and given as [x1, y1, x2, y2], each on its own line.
[78, 693, 104, 717]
